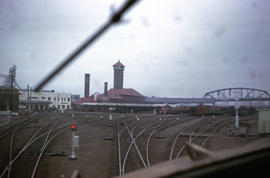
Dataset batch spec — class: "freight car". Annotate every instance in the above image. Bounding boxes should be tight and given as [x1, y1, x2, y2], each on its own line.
[160, 105, 191, 114]
[193, 105, 215, 116]
[192, 105, 220, 116]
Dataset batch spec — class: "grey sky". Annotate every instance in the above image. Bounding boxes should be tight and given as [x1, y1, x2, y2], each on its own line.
[0, 0, 270, 97]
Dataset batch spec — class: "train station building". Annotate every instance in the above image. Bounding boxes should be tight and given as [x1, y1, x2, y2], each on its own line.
[74, 61, 214, 113]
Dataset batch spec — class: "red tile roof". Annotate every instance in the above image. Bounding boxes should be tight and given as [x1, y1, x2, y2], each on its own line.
[75, 92, 102, 104]
[99, 88, 144, 100]
[110, 88, 143, 98]
[75, 97, 96, 104]
[75, 89, 144, 104]
[113, 60, 125, 67]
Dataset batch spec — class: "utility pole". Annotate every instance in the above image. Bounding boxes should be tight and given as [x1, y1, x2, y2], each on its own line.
[30, 87, 32, 111]
[27, 84, 30, 111]
[235, 99, 239, 128]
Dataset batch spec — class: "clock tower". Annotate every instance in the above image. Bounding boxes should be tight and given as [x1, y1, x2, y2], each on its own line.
[113, 60, 125, 89]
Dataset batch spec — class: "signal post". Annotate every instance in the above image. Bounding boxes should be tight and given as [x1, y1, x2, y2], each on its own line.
[70, 124, 79, 160]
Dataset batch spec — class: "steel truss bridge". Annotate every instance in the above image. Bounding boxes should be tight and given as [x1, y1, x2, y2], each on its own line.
[204, 88, 270, 102]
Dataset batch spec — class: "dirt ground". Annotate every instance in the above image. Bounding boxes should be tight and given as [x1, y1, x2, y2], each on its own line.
[0, 112, 267, 178]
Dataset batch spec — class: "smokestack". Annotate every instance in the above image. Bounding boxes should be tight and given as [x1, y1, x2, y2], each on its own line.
[84, 73, 90, 97]
[104, 82, 108, 96]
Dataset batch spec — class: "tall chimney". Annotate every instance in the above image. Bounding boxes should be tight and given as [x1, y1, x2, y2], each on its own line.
[84, 73, 90, 97]
[104, 82, 108, 96]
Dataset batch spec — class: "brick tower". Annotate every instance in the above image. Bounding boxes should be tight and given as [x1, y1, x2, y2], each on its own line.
[113, 60, 125, 89]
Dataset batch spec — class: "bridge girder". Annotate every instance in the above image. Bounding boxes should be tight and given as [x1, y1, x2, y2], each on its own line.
[204, 87, 270, 102]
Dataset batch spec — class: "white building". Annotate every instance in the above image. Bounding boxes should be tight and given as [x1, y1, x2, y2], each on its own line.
[19, 89, 71, 111]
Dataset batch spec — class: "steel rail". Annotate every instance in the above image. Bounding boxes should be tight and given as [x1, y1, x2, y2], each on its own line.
[201, 118, 233, 147]
[0, 117, 38, 140]
[190, 116, 228, 145]
[175, 119, 215, 158]
[29, 115, 108, 178]
[7, 124, 25, 178]
[0, 121, 10, 127]
[3, 118, 54, 178]
[31, 128, 69, 178]
[0, 124, 69, 177]
[126, 115, 188, 169]
[119, 119, 139, 135]
[145, 124, 163, 166]
[169, 119, 203, 160]
[123, 120, 148, 171]
[175, 116, 228, 158]
[118, 116, 153, 175]
[122, 121, 160, 175]
[145, 116, 195, 165]
[117, 121, 122, 176]
[146, 118, 185, 165]
[188, 119, 212, 142]
[31, 118, 63, 178]
[6, 118, 40, 178]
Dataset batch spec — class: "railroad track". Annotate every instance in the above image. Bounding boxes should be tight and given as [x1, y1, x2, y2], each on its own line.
[172, 115, 233, 159]
[115, 114, 233, 176]
[0, 112, 238, 178]
[0, 113, 49, 140]
[117, 117, 152, 175]
[116, 114, 194, 175]
[145, 115, 197, 166]
[0, 114, 70, 178]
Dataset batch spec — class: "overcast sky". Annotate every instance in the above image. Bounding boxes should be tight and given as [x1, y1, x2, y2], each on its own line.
[0, 0, 270, 97]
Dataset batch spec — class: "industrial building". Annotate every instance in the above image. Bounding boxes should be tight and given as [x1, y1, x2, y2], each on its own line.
[0, 66, 18, 112]
[19, 89, 72, 112]
[0, 66, 72, 112]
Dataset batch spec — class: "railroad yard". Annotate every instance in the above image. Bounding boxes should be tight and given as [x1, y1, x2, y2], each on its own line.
[0, 112, 267, 178]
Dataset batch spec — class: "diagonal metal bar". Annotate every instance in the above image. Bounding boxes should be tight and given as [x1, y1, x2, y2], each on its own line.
[219, 90, 228, 99]
[34, 0, 140, 91]
[244, 89, 254, 98]
[257, 91, 267, 99]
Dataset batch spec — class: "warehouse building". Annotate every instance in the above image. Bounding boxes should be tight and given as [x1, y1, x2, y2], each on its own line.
[19, 89, 71, 112]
